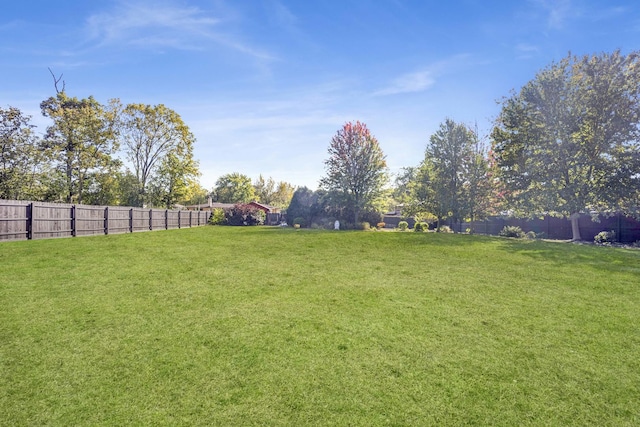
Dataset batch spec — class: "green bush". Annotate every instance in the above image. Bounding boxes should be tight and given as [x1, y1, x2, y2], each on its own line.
[499, 225, 526, 238]
[594, 230, 616, 245]
[414, 222, 428, 232]
[359, 210, 383, 227]
[208, 208, 226, 225]
[436, 225, 453, 233]
[397, 221, 409, 231]
[359, 222, 371, 231]
[225, 204, 265, 226]
[526, 231, 537, 239]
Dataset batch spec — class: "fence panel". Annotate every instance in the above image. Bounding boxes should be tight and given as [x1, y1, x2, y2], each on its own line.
[167, 210, 180, 229]
[31, 202, 73, 240]
[76, 205, 107, 236]
[150, 209, 166, 230]
[0, 201, 29, 241]
[106, 207, 131, 234]
[196, 210, 209, 226]
[465, 214, 639, 242]
[131, 208, 150, 232]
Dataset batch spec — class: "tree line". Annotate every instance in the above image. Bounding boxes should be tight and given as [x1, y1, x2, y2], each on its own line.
[4, 50, 640, 240]
[1, 74, 204, 208]
[301, 50, 640, 240]
[1, 74, 298, 210]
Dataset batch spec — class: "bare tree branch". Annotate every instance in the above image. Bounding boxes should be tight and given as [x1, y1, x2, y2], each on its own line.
[48, 68, 65, 93]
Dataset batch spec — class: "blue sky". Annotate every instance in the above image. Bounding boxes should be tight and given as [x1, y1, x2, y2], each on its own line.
[2, 1, 639, 190]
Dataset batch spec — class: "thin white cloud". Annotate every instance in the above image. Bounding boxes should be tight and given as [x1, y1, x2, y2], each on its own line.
[374, 70, 435, 96]
[83, 1, 272, 59]
[373, 54, 471, 96]
[592, 6, 627, 20]
[266, 0, 298, 30]
[529, 0, 574, 30]
[515, 42, 540, 59]
[86, 2, 217, 45]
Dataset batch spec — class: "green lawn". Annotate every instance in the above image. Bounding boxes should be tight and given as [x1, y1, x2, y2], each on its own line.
[1, 227, 639, 426]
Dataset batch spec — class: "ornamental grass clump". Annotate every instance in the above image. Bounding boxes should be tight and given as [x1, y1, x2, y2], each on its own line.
[499, 225, 526, 238]
[594, 230, 616, 245]
[414, 222, 428, 232]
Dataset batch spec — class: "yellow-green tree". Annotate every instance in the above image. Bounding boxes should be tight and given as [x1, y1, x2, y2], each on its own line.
[492, 50, 640, 240]
[40, 92, 119, 204]
[0, 107, 48, 200]
[119, 103, 197, 207]
[213, 172, 255, 203]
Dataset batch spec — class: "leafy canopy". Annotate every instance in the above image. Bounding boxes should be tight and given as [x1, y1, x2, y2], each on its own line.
[320, 121, 388, 224]
[492, 50, 640, 219]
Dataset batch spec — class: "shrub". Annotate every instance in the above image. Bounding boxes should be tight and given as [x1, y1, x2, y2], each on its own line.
[292, 217, 306, 228]
[377, 222, 386, 229]
[225, 204, 265, 226]
[359, 222, 371, 231]
[397, 221, 409, 231]
[359, 210, 383, 227]
[208, 208, 226, 225]
[414, 222, 428, 232]
[594, 230, 616, 245]
[499, 225, 525, 238]
[526, 231, 537, 239]
[436, 225, 453, 233]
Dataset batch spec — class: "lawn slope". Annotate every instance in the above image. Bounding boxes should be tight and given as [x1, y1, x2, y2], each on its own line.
[1, 227, 639, 426]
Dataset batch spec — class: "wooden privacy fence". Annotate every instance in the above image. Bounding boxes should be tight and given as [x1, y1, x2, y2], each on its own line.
[453, 214, 640, 243]
[0, 200, 212, 242]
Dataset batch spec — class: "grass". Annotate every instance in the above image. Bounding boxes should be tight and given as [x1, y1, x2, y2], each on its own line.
[1, 227, 639, 426]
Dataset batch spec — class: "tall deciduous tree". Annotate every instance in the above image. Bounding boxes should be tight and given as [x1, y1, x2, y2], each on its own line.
[492, 50, 640, 240]
[0, 107, 47, 200]
[253, 174, 295, 208]
[40, 92, 119, 204]
[148, 152, 201, 208]
[415, 118, 488, 227]
[320, 121, 388, 224]
[119, 103, 196, 207]
[213, 172, 255, 203]
[464, 125, 494, 228]
[253, 175, 274, 204]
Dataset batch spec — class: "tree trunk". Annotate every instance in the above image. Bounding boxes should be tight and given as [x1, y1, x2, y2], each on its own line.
[570, 212, 582, 241]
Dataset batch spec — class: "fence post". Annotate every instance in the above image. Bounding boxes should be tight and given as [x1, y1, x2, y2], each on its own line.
[129, 208, 133, 233]
[165, 210, 168, 230]
[149, 209, 153, 230]
[71, 205, 77, 237]
[104, 206, 109, 235]
[189, 211, 193, 227]
[178, 210, 181, 229]
[27, 202, 33, 240]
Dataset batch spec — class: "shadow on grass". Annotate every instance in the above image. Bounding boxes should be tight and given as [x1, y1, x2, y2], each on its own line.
[497, 237, 640, 275]
[244, 227, 639, 276]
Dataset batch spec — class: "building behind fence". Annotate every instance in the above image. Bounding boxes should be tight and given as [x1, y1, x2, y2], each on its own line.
[0, 199, 212, 242]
